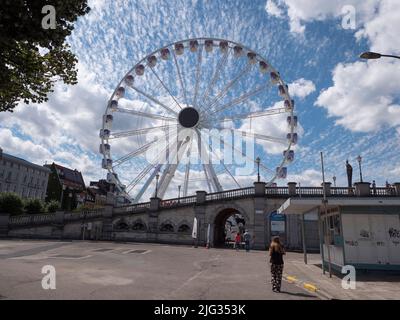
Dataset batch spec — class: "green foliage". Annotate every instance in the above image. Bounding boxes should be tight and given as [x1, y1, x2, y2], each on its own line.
[24, 198, 45, 215]
[0, 0, 90, 112]
[46, 200, 60, 213]
[0, 192, 24, 216]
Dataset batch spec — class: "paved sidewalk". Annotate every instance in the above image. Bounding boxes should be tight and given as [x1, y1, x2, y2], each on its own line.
[283, 253, 400, 300]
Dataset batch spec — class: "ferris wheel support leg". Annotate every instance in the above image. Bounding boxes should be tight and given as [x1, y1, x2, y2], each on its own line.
[157, 134, 191, 199]
[133, 164, 163, 204]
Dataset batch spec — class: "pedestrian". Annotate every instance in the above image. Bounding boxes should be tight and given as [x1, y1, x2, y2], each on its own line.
[269, 236, 285, 293]
[235, 232, 241, 251]
[243, 230, 251, 252]
[372, 180, 376, 195]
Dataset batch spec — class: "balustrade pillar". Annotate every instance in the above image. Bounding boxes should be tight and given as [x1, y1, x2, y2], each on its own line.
[196, 191, 207, 204]
[354, 182, 371, 197]
[394, 183, 400, 196]
[321, 182, 332, 197]
[254, 182, 266, 197]
[287, 182, 297, 196]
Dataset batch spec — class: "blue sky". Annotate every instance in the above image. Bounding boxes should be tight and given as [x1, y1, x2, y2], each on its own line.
[1, 0, 399, 200]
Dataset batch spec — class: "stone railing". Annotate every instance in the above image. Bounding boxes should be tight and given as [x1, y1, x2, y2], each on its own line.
[206, 187, 254, 202]
[160, 195, 197, 208]
[64, 209, 104, 222]
[113, 202, 151, 214]
[9, 213, 56, 227]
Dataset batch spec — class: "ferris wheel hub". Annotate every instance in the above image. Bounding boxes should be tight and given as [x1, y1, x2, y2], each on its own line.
[178, 107, 200, 128]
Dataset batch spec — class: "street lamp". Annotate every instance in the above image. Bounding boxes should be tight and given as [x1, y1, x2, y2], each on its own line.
[360, 52, 400, 60]
[178, 185, 181, 202]
[155, 173, 160, 198]
[255, 157, 261, 182]
[357, 155, 363, 183]
[333, 176, 337, 187]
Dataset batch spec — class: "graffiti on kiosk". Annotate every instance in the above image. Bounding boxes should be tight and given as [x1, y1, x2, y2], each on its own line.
[345, 240, 358, 247]
[389, 228, 400, 239]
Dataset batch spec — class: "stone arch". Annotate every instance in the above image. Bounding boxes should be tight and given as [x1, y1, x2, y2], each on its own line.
[159, 220, 175, 233]
[113, 218, 130, 231]
[132, 218, 147, 232]
[210, 204, 250, 247]
[206, 203, 250, 225]
[177, 220, 192, 234]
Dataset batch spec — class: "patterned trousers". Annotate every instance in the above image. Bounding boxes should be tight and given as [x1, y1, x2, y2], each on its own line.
[270, 264, 284, 291]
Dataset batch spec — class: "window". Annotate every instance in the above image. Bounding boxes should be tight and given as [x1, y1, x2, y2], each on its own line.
[132, 221, 146, 231]
[160, 223, 174, 232]
[178, 224, 191, 233]
[7, 172, 11, 180]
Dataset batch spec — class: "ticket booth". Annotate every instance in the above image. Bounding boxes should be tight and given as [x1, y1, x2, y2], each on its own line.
[278, 198, 400, 271]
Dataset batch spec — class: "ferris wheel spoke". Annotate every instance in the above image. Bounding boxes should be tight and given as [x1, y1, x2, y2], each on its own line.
[126, 163, 156, 194]
[112, 138, 159, 168]
[172, 50, 189, 107]
[228, 128, 288, 145]
[192, 44, 203, 110]
[131, 85, 178, 116]
[207, 130, 275, 175]
[206, 63, 253, 112]
[215, 107, 287, 123]
[199, 49, 230, 110]
[109, 124, 177, 139]
[114, 107, 177, 122]
[148, 65, 183, 111]
[210, 84, 269, 117]
[205, 139, 241, 189]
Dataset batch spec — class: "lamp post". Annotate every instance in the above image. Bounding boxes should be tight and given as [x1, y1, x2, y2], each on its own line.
[255, 157, 261, 182]
[155, 173, 160, 198]
[357, 155, 363, 183]
[178, 185, 181, 203]
[360, 52, 400, 60]
[333, 176, 337, 187]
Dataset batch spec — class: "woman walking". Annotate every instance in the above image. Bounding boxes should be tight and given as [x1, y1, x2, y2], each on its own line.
[269, 236, 285, 292]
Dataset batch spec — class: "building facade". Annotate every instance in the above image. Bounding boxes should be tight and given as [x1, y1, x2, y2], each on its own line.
[45, 163, 86, 210]
[0, 148, 50, 200]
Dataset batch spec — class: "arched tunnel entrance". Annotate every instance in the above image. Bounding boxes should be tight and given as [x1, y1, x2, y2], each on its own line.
[213, 208, 246, 247]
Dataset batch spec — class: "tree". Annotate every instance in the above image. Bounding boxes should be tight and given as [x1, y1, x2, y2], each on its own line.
[46, 200, 60, 213]
[0, 0, 90, 112]
[0, 192, 24, 216]
[24, 198, 45, 215]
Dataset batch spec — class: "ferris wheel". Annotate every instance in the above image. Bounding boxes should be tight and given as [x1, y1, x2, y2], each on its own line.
[100, 38, 298, 203]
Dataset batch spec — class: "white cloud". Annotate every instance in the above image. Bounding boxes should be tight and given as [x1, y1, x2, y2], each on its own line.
[288, 78, 316, 99]
[265, 0, 284, 18]
[287, 169, 323, 186]
[315, 0, 400, 133]
[315, 60, 400, 132]
[265, 0, 380, 34]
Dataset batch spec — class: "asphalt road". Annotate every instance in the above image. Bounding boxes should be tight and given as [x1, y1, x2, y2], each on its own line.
[0, 240, 319, 300]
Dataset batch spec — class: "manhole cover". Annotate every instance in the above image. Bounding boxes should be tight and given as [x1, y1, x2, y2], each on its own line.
[93, 248, 113, 252]
[126, 249, 148, 254]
